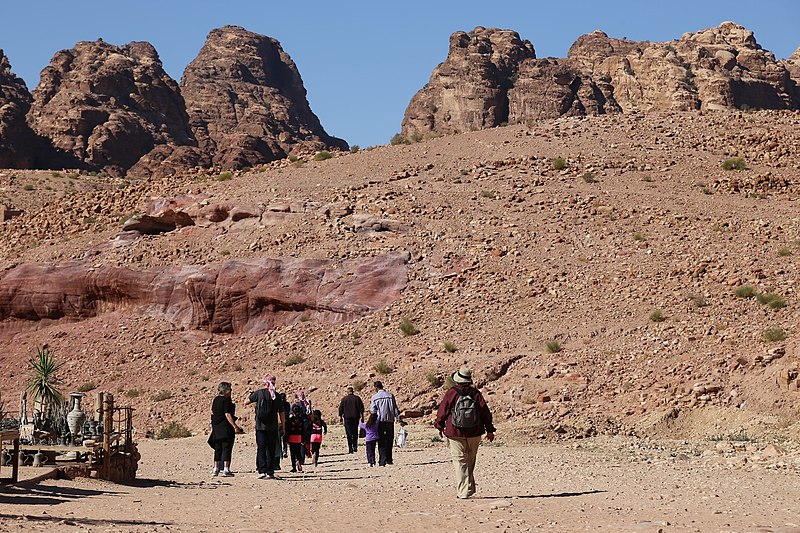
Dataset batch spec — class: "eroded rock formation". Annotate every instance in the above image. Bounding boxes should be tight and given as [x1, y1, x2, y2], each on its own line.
[0, 50, 39, 168]
[0, 254, 408, 334]
[26, 40, 200, 176]
[403, 22, 799, 138]
[180, 26, 347, 169]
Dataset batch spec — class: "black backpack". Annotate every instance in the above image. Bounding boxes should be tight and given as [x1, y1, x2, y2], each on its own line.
[256, 390, 274, 423]
[451, 387, 480, 429]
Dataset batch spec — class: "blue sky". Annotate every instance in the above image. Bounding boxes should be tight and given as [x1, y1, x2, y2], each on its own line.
[2, 1, 798, 148]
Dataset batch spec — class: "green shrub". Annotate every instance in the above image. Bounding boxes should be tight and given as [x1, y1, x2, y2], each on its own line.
[151, 390, 173, 402]
[157, 421, 192, 439]
[351, 380, 367, 392]
[399, 318, 419, 336]
[552, 157, 568, 171]
[763, 328, 786, 342]
[721, 158, 747, 171]
[545, 340, 561, 353]
[284, 355, 305, 367]
[633, 232, 646, 241]
[23, 184, 34, 191]
[756, 293, 785, 309]
[288, 155, 299, 162]
[125, 389, 141, 398]
[777, 247, 792, 257]
[735, 285, 755, 298]
[480, 190, 496, 199]
[768, 298, 786, 310]
[299, 313, 311, 322]
[649, 309, 666, 322]
[426, 371, 442, 388]
[217, 171, 233, 181]
[443, 341, 457, 353]
[350, 145, 360, 153]
[313, 151, 333, 161]
[581, 172, 597, 183]
[374, 360, 393, 375]
[641, 175, 654, 182]
[688, 294, 707, 308]
[390, 133, 410, 145]
[77, 382, 96, 393]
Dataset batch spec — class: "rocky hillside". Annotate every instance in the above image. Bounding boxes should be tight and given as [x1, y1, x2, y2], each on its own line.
[402, 22, 800, 138]
[0, 109, 797, 441]
[180, 26, 348, 170]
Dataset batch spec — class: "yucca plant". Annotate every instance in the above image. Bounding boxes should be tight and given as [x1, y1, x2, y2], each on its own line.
[27, 345, 64, 414]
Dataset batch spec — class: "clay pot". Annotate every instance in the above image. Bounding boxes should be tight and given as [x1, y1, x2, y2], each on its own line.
[66, 392, 87, 437]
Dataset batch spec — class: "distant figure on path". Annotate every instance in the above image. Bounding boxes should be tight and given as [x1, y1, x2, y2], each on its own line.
[286, 403, 311, 472]
[358, 412, 379, 466]
[338, 385, 364, 453]
[309, 409, 328, 466]
[434, 367, 495, 499]
[294, 390, 313, 415]
[244, 374, 285, 479]
[369, 381, 401, 466]
[208, 381, 244, 477]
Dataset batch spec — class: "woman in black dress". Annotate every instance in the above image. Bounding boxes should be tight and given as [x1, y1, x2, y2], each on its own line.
[209, 381, 243, 477]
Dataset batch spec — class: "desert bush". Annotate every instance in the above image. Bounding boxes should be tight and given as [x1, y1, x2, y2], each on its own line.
[399, 318, 419, 336]
[763, 328, 786, 342]
[313, 151, 332, 161]
[641, 175, 654, 182]
[390, 133, 410, 145]
[351, 380, 367, 392]
[350, 145, 360, 153]
[735, 285, 755, 298]
[374, 360, 393, 375]
[649, 309, 666, 322]
[701, 187, 712, 195]
[284, 355, 305, 367]
[288, 155, 299, 162]
[125, 389, 141, 398]
[545, 340, 561, 353]
[23, 184, 34, 191]
[217, 171, 233, 181]
[688, 293, 707, 308]
[480, 190, 496, 199]
[721, 158, 747, 171]
[157, 421, 191, 439]
[77, 382, 96, 393]
[443, 341, 457, 353]
[426, 371, 442, 388]
[299, 313, 311, 322]
[151, 390, 173, 402]
[552, 157, 568, 170]
[410, 132, 423, 143]
[777, 247, 792, 257]
[633, 232, 646, 241]
[756, 293, 785, 309]
[581, 172, 597, 183]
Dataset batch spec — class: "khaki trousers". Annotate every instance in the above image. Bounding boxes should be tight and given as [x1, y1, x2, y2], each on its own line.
[447, 435, 482, 498]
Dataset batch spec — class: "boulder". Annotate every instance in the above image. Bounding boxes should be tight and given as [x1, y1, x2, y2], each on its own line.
[180, 26, 348, 169]
[0, 254, 409, 335]
[26, 39, 198, 176]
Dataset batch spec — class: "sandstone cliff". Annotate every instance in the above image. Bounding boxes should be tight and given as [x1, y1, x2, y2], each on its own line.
[180, 26, 347, 169]
[26, 40, 201, 176]
[0, 50, 39, 168]
[403, 23, 799, 138]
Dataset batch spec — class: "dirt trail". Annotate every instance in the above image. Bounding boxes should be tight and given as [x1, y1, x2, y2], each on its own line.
[2, 424, 800, 532]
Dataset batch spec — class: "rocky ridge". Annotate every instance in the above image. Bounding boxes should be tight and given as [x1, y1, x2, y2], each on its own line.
[402, 22, 800, 138]
[0, 50, 39, 169]
[180, 26, 348, 170]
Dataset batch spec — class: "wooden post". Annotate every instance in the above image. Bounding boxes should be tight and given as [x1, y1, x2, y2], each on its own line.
[93, 392, 104, 422]
[102, 394, 113, 479]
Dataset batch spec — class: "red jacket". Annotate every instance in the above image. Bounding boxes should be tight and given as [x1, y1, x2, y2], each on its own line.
[434, 385, 495, 439]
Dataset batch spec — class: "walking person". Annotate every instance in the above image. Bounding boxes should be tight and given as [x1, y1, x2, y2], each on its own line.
[208, 381, 244, 477]
[309, 410, 328, 466]
[358, 412, 379, 466]
[369, 381, 401, 466]
[244, 374, 284, 479]
[286, 403, 311, 472]
[338, 385, 364, 453]
[434, 367, 495, 499]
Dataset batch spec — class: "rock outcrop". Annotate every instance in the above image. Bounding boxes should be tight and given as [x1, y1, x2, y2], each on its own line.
[403, 23, 799, 138]
[0, 50, 39, 168]
[0, 254, 408, 334]
[26, 40, 200, 176]
[180, 26, 347, 169]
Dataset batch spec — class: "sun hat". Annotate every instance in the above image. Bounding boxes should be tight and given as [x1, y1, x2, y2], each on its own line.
[452, 366, 473, 385]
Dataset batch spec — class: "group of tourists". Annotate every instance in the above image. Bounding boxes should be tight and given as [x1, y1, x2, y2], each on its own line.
[207, 365, 495, 499]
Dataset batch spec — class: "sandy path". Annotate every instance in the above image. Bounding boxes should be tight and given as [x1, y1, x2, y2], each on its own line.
[1, 425, 799, 532]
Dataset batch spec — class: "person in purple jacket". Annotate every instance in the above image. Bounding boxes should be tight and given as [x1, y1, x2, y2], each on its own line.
[434, 366, 495, 499]
[358, 412, 380, 466]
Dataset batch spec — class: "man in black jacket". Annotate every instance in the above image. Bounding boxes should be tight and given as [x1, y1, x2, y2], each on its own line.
[244, 375, 285, 479]
[338, 386, 364, 453]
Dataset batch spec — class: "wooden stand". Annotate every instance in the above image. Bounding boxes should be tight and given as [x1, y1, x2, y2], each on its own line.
[0, 429, 20, 483]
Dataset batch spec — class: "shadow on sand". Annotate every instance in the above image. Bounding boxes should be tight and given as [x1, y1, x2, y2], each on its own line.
[474, 489, 607, 499]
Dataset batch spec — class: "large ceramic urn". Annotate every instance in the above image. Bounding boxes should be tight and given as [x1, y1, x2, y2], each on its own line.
[66, 392, 87, 437]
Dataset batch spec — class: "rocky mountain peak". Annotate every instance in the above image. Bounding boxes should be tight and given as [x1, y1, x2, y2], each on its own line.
[26, 38, 197, 176]
[0, 49, 39, 168]
[179, 25, 347, 169]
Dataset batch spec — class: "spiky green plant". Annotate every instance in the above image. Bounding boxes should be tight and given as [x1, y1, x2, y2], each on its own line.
[27, 345, 64, 413]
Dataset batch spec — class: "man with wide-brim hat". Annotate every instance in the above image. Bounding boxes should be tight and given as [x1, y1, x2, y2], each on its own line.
[434, 366, 496, 499]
